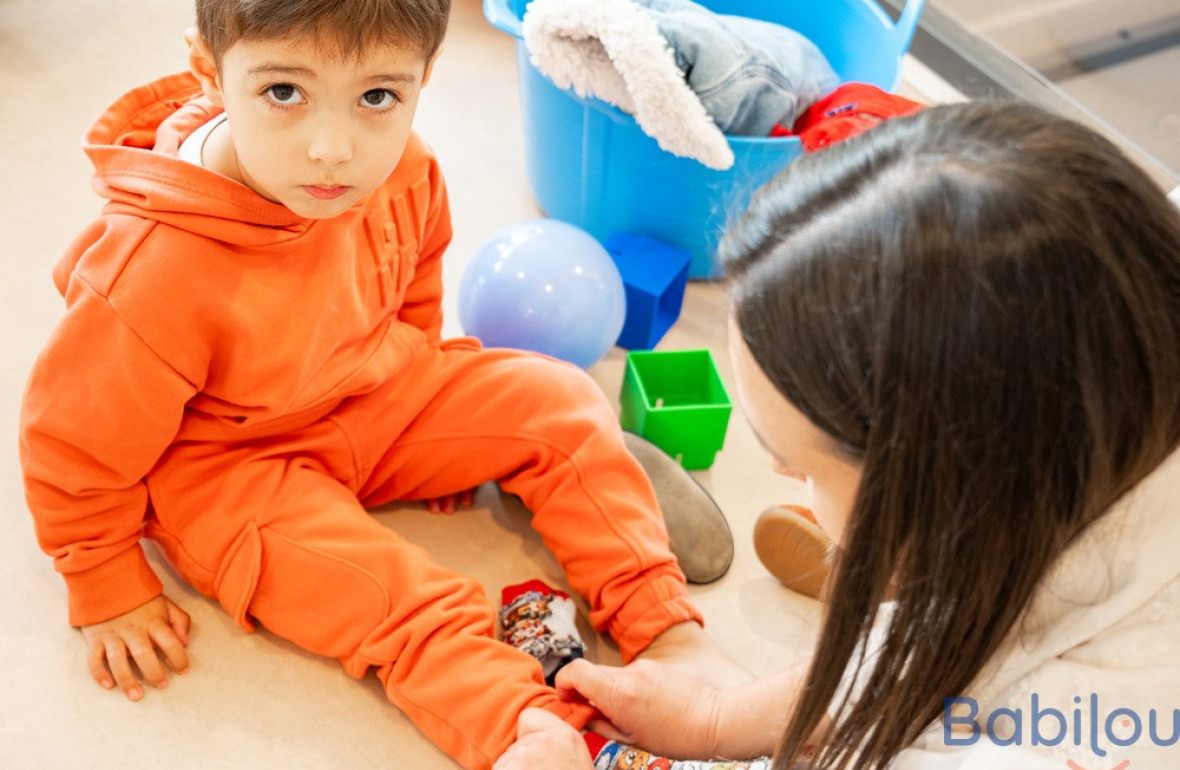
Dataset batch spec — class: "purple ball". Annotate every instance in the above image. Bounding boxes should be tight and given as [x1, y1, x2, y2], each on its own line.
[458, 219, 626, 368]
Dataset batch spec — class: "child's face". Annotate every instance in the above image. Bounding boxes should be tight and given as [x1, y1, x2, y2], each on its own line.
[729, 318, 862, 544]
[189, 32, 433, 219]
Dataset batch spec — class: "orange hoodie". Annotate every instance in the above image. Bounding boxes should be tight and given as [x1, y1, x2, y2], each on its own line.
[19, 73, 452, 627]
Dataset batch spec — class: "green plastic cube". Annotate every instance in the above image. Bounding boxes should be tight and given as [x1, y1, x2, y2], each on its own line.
[619, 349, 732, 470]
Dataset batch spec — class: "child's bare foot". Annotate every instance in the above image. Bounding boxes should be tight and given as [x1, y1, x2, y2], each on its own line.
[636, 621, 753, 688]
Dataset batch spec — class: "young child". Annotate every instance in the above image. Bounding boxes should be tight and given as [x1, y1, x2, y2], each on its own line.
[17, 2, 722, 767]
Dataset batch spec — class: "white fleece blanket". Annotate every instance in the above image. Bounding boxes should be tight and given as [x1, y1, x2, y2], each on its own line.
[522, 0, 736, 170]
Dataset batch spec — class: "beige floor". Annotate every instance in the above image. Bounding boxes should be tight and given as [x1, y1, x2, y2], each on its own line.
[0, 2, 957, 768]
[1058, 45, 1180, 181]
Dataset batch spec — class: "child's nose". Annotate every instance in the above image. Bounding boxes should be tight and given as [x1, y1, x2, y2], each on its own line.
[307, 121, 353, 165]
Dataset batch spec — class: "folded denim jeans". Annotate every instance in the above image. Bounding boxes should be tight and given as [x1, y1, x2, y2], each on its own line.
[633, 0, 839, 135]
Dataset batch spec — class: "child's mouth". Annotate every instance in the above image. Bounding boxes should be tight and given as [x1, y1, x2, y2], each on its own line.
[302, 184, 351, 200]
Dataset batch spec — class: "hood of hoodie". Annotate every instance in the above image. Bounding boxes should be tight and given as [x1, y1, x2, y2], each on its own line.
[83, 72, 314, 246]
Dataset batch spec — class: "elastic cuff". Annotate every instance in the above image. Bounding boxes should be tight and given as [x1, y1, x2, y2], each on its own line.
[64, 545, 163, 627]
[612, 592, 704, 662]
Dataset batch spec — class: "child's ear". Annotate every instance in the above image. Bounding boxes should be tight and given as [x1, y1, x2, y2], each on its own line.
[184, 27, 224, 107]
[421, 50, 440, 89]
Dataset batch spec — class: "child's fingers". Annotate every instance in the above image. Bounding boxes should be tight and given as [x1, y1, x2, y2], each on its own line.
[426, 490, 480, 514]
[126, 632, 170, 689]
[103, 638, 142, 701]
[87, 639, 114, 690]
[149, 623, 190, 674]
[165, 598, 191, 647]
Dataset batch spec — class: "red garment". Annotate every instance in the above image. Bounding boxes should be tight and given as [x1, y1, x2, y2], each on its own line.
[772, 82, 925, 151]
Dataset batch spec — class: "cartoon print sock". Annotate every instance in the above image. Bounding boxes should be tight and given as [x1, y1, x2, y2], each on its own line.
[499, 579, 586, 686]
[585, 733, 773, 770]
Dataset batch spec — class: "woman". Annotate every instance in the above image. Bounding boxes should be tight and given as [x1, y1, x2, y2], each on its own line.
[495, 102, 1180, 769]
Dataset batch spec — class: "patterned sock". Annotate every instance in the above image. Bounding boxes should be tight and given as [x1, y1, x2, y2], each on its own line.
[499, 579, 586, 686]
[585, 734, 773, 770]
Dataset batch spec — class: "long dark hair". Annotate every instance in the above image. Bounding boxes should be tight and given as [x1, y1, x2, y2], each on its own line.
[723, 102, 1180, 769]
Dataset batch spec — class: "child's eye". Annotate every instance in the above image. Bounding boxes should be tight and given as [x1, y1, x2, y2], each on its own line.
[360, 88, 399, 110]
[264, 84, 303, 106]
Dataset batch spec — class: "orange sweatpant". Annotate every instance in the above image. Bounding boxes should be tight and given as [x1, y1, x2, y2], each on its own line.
[142, 340, 702, 770]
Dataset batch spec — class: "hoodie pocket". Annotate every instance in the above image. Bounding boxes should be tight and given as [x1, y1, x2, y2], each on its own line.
[211, 520, 391, 657]
[213, 521, 263, 631]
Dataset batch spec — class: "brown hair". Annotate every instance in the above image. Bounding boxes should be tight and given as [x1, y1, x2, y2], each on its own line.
[196, 0, 451, 64]
[723, 102, 1180, 769]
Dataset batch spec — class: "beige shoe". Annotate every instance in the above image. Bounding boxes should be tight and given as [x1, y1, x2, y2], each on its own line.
[753, 505, 833, 599]
[623, 432, 734, 585]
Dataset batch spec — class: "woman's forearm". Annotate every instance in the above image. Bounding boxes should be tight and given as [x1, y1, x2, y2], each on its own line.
[712, 664, 809, 759]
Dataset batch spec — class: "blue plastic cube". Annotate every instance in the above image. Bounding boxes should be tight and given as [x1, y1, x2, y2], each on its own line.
[604, 233, 691, 350]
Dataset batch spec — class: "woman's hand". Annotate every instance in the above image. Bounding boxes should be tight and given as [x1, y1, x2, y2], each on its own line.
[80, 594, 191, 701]
[493, 708, 594, 770]
[556, 658, 725, 759]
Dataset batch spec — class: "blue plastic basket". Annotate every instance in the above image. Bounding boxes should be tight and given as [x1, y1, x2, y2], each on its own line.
[485, 0, 925, 278]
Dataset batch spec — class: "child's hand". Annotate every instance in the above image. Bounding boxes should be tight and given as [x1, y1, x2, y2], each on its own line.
[80, 595, 191, 701]
[425, 487, 477, 515]
[493, 708, 593, 770]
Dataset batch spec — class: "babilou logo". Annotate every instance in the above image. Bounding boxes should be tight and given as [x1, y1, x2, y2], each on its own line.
[944, 694, 1178, 768]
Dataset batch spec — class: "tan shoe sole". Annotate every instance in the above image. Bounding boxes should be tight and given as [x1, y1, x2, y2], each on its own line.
[753, 505, 833, 599]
